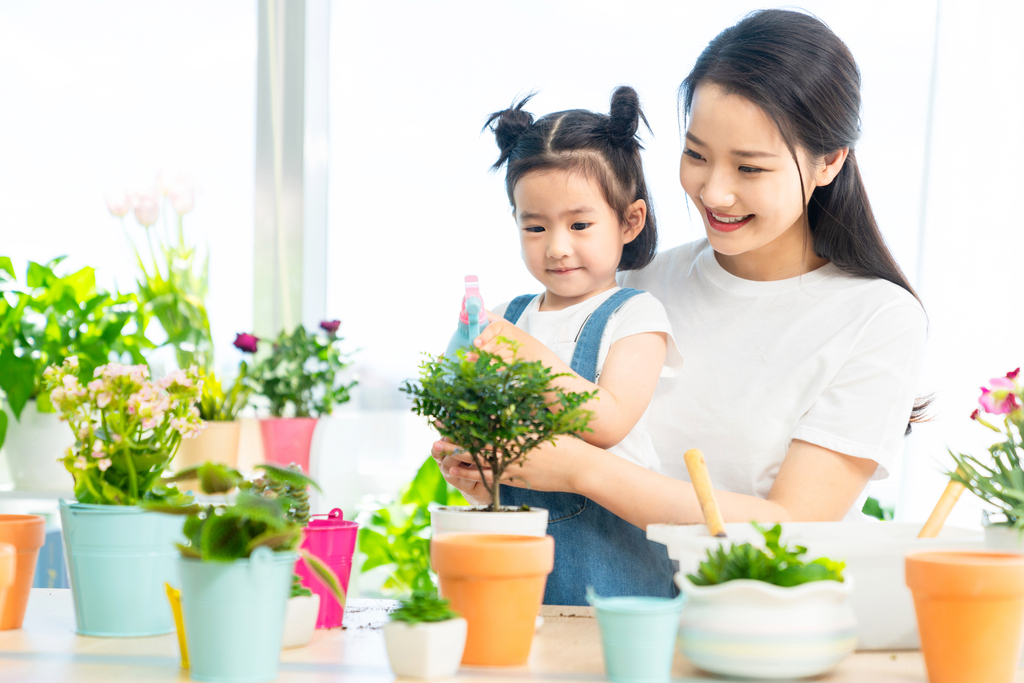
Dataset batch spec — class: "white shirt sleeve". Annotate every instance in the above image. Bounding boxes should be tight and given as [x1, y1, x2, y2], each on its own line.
[604, 292, 684, 377]
[789, 301, 927, 478]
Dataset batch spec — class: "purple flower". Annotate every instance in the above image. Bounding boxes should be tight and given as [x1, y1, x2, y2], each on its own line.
[320, 320, 341, 334]
[233, 333, 259, 354]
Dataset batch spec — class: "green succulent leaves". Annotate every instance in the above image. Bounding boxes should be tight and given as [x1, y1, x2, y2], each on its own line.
[390, 589, 459, 624]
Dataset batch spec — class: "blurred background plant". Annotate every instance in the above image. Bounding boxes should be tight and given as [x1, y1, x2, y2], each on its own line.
[110, 176, 213, 374]
[247, 322, 356, 418]
[357, 457, 466, 597]
[0, 256, 153, 450]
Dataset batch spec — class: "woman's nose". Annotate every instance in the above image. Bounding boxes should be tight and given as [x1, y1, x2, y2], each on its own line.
[699, 167, 737, 209]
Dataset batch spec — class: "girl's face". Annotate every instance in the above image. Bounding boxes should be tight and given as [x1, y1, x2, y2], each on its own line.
[513, 169, 643, 311]
[679, 82, 839, 278]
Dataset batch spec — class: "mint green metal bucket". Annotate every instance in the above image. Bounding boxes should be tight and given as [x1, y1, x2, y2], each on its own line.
[179, 548, 295, 682]
[587, 588, 685, 683]
[59, 500, 181, 636]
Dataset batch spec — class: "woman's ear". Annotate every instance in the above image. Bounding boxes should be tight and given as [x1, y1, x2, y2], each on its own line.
[622, 198, 647, 243]
[815, 147, 850, 187]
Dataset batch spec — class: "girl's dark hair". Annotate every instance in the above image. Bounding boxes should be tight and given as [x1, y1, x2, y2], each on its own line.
[485, 86, 657, 271]
[681, 9, 929, 432]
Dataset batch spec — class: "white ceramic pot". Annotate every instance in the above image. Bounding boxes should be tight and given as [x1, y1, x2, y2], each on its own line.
[282, 594, 320, 649]
[984, 524, 1024, 552]
[383, 617, 467, 680]
[675, 573, 857, 680]
[2, 401, 74, 493]
[648, 521, 984, 650]
[430, 505, 548, 537]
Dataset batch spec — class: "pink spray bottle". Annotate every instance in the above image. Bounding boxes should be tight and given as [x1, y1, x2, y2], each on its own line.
[445, 275, 488, 358]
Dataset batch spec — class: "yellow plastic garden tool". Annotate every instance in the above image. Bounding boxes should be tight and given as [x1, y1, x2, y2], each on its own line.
[165, 583, 189, 669]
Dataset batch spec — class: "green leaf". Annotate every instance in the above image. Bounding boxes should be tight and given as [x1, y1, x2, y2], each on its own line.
[0, 410, 7, 451]
[200, 512, 249, 561]
[0, 348, 36, 419]
[254, 463, 321, 493]
[0, 257, 14, 279]
[231, 490, 290, 530]
[299, 549, 346, 607]
[245, 526, 302, 553]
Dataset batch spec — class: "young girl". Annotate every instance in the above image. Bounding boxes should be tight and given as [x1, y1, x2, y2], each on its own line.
[436, 9, 927, 596]
[467, 87, 683, 604]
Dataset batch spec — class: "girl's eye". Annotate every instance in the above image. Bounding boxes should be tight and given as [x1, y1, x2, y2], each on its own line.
[739, 166, 766, 174]
[683, 148, 705, 161]
[524, 226, 545, 233]
[571, 222, 589, 231]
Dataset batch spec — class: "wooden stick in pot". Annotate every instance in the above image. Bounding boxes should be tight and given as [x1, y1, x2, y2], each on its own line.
[918, 473, 966, 539]
[684, 448, 727, 538]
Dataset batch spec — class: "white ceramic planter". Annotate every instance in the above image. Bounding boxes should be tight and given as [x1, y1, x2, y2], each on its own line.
[648, 521, 983, 650]
[383, 617, 467, 680]
[282, 594, 320, 649]
[2, 401, 74, 493]
[430, 505, 548, 537]
[675, 573, 857, 680]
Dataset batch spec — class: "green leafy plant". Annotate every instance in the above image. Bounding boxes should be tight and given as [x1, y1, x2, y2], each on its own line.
[400, 341, 595, 511]
[390, 589, 459, 624]
[197, 365, 254, 422]
[862, 497, 894, 521]
[358, 456, 467, 596]
[150, 462, 345, 606]
[42, 358, 202, 506]
[247, 322, 356, 418]
[0, 256, 153, 450]
[949, 367, 1024, 529]
[687, 523, 846, 587]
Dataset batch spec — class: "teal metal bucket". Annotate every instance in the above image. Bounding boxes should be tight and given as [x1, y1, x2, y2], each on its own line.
[179, 548, 295, 682]
[587, 588, 686, 683]
[59, 500, 181, 636]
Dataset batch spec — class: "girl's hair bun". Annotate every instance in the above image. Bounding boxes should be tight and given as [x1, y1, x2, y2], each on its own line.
[607, 85, 650, 148]
[485, 94, 536, 170]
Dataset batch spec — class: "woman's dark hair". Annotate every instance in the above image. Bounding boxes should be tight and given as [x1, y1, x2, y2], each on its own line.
[681, 9, 929, 431]
[485, 86, 657, 271]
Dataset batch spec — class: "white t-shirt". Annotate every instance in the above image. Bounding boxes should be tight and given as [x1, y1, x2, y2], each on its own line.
[493, 287, 684, 472]
[620, 240, 926, 517]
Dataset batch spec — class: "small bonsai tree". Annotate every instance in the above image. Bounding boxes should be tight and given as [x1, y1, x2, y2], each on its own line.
[400, 341, 595, 511]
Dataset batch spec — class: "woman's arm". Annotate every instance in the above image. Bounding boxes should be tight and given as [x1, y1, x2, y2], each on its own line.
[434, 436, 878, 526]
[474, 316, 668, 449]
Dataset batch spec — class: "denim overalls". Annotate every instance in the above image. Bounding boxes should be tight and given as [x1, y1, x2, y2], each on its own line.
[499, 288, 677, 606]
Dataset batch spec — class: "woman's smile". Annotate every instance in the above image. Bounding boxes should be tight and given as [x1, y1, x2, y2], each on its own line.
[705, 207, 754, 232]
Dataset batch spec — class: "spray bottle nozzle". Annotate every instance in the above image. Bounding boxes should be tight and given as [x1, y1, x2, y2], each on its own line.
[459, 275, 487, 325]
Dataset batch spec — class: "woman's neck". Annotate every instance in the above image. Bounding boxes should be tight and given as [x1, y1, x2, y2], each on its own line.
[714, 228, 829, 281]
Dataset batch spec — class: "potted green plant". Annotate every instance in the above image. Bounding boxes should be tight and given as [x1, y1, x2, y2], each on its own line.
[247, 322, 355, 472]
[674, 523, 856, 679]
[400, 341, 594, 536]
[383, 589, 467, 680]
[42, 357, 198, 636]
[152, 463, 343, 682]
[949, 367, 1024, 550]
[0, 256, 152, 492]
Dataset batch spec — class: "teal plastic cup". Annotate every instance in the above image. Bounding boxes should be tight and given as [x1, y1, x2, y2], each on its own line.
[59, 500, 181, 636]
[587, 588, 685, 683]
[179, 548, 295, 682]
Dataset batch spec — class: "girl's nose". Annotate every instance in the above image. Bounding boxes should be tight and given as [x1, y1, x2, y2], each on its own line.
[546, 230, 573, 260]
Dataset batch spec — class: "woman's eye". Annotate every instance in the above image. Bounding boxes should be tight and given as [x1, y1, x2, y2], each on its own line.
[739, 166, 766, 174]
[683, 148, 705, 161]
[571, 222, 589, 231]
[524, 226, 545, 233]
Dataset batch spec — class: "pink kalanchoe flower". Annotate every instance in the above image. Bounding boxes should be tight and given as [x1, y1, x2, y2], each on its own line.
[133, 192, 161, 227]
[97, 458, 112, 472]
[979, 375, 1022, 415]
[234, 332, 259, 353]
[107, 192, 132, 218]
[1008, 368, 1021, 380]
[970, 409, 980, 420]
[320, 320, 341, 334]
[74, 457, 88, 470]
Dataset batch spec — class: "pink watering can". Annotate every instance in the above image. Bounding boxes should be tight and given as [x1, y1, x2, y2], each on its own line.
[296, 508, 359, 628]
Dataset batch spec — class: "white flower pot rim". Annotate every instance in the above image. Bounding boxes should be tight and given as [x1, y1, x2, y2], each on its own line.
[677, 573, 854, 599]
[430, 504, 547, 513]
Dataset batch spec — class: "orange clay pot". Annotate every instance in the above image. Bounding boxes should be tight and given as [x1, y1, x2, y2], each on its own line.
[0, 544, 15, 622]
[0, 515, 45, 629]
[431, 533, 554, 667]
[906, 551, 1024, 683]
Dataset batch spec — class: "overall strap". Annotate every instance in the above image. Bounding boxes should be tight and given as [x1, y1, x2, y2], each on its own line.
[502, 294, 538, 325]
[570, 288, 644, 383]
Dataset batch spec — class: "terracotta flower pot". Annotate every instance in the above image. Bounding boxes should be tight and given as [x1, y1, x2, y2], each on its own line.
[0, 544, 15, 623]
[906, 551, 1024, 683]
[259, 417, 317, 471]
[431, 533, 554, 666]
[0, 514, 46, 629]
[172, 420, 241, 474]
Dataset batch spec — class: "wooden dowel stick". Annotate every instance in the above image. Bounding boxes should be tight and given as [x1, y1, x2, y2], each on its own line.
[918, 479, 966, 539]
[684, 448, 727, 538]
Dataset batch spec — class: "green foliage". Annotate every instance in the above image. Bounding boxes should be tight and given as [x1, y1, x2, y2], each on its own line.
[358, 456, 467, 596]
[0, 256, 153, 444]
[197, 363, 254, 421]
[950, 409, 1024, 530]
[291, 573, 313, 598]
[246, 463, 319, 526]
[687, 523, 846, 588]
[248, 325, 355, 418]
[400, 342, 595, 511]
[862, 497, 894, 521]
[390, 590, 459, 624]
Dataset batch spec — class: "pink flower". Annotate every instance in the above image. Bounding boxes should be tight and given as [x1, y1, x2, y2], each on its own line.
[320, 320, 341, 334]
[97, 458, 112, 472]
[979, 376, 1022, 415]
[91, 449, 105, 459]
[133, 192, 160, 227]
[1008, 368, 1021, 381]
[169, 186, 194, 215]
[107, 192, 132, 218]
[233, 332, 259, 354]
[970, 409, 980, 421]
[73, 457, 88, 470]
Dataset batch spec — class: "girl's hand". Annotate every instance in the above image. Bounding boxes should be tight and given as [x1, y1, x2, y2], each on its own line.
[473, 313, 550, 365]
[430, 437, 491, 505]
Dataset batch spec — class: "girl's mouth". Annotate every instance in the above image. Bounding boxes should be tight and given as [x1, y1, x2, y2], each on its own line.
[705, 207, 753, 233]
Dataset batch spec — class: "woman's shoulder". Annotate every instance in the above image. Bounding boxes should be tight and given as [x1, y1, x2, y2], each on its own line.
[619, 239, 709, 291]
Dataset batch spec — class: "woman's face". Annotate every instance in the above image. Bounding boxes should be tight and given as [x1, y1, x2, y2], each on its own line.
[679, 82, 826, 276]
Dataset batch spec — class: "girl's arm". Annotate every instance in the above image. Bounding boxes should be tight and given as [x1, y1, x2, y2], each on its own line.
[434, 436, 878, 526]
[474, 316, 668, 449]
